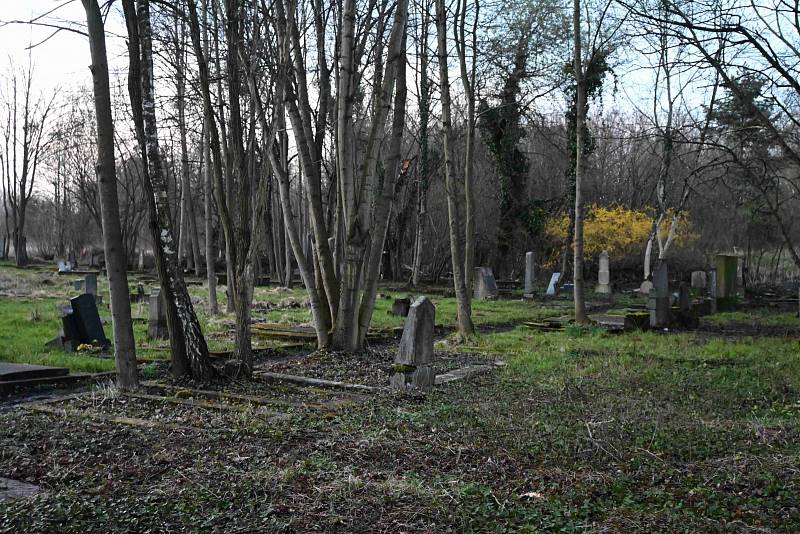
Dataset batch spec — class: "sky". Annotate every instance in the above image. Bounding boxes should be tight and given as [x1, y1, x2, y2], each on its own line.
[0, 1, 128, 96]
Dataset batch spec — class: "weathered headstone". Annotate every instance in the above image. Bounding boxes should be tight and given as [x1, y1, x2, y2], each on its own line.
[691, 271, 707, 289]
[70, 293, 109, 348]
[649, 262, 670, 327]
[390, 298, 411, 317]
[73, 279, 84, 291]
[546, 273, 561, 297]
[57, 260, 73, 273]
[678, 282, 690, 312]
[715, 254, 738, 299]
[639, 280, 653, 296]
[84, 274, 98, 300]
[709, 269, 718, 314]
[148, 288, 169, 340]
[524, 252, 536, 297]
[715, 254, 738, 310]
[473, 267, 498, 300]
[595, 250, 611, 294]
[390, 296, 435, 392]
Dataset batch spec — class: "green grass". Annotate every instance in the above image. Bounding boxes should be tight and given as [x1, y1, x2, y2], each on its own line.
[703, 309, 799, 328]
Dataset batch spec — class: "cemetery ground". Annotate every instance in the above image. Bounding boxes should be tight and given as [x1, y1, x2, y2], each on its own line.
[0, 262, 799, 531]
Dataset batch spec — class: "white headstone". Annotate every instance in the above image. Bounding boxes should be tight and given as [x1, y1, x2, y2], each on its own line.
[524, 252, 536, 296]
[546, 273, 560, 296]
[595, 250, 611, 294]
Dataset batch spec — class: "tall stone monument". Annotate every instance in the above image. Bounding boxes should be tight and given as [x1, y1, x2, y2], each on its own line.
[524, 252, 536, 297]
[595, 250, 611, 294]
[649, 261, 670, 327]
[715, 254, 739, 310]
[148, 288, 169, 340]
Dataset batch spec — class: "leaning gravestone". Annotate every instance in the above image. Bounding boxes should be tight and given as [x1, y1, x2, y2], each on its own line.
[524, 252, 536, 297]
[649, 262, 670, 328]
[148, 288, 169, 340]
[595, 250, 611, 294]
[473, 267, 498, 300]
[390, 296, 435, 392]
[546, 272, 561, 297]
[691, 271, 707, 289]
[70, 293, 110, 348]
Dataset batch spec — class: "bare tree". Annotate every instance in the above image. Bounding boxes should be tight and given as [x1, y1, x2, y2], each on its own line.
[0, 60, 56, 266]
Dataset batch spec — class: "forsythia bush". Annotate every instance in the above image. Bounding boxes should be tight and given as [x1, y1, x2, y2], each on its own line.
[544, 205, 696, 259]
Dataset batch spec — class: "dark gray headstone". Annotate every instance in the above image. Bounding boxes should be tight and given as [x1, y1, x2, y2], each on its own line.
[391, 298, 411, 317]
[678, 282, 690, 312]
[691, 271, 707, 289]
[649, 262, 670, 327]
[70, 293, 109, 348]
[148, 288, 169, 340]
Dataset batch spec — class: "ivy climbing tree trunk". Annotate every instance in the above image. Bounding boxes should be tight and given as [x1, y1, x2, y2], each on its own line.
[572, 0, 588, 323]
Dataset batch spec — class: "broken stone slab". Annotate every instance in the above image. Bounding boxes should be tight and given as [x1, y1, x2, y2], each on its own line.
[0, 363, 69, 382]
[0, 477, 42, 501]
[435, 361, 506, 385]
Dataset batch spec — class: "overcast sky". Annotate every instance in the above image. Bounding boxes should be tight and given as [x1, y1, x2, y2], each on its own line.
[0, 1, 128, 97]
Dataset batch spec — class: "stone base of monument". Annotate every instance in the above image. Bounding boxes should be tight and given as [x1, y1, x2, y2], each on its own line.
[595, 284, 611, 294]
[389, 364, 435, 392]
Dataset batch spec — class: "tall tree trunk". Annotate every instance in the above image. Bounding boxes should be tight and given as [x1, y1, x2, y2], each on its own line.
[572, 0, 587, 323]
[201, 0, 218, 314]
[82, 0, 138, 390]
[131, 0, 215, 381]
[436, 0, 475, 337]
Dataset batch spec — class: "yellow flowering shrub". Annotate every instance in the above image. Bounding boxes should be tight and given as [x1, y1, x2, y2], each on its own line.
[544, 206, 696, 259]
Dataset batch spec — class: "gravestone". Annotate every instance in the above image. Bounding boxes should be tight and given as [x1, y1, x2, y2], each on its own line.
[390, 296, 435, 392]
[70, 293, 109, 348]
[649, 262, 670, 327]
[715, 254, 738, 310]
[691, 271, 707, 289]
[546, 273, 561, 297]
[524, 252, 536, 297]
[678, 282, 691, 312]
[57, 259, 73, 273]
[473, 267, 498, 300]
[595, 250, 611, 294]
[390, 298, 411, 317]
[709, 269, 718, 314]
[84, 274, 98, 300]
[73, 279, 84, 291]
[639, 280, 653, 296]
[148, 288, 169, 340]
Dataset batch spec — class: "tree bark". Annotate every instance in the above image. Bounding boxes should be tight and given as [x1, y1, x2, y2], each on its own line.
[572, 0, 587, 323]
[82, 0, 139, 390]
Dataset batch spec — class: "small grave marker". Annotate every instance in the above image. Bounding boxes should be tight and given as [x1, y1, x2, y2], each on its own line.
[390, 298, 411, 317]
[691, 271, 707, 289]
